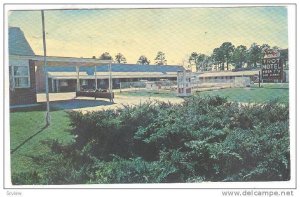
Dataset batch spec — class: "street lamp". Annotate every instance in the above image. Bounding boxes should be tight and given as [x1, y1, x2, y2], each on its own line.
[41, 10, 50, 126]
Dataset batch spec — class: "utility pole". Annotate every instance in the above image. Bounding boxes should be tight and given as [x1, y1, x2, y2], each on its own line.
[41, 10, 50, 125]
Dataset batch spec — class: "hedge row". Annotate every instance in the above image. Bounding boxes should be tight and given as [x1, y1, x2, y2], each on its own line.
[12, 96, 290, 184]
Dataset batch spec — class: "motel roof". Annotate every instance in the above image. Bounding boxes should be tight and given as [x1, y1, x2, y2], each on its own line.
[9, 27, 35, 56]
[45, 64, 184, 79]
[46, 64, 184, 73]
[198, 70, 260, 78]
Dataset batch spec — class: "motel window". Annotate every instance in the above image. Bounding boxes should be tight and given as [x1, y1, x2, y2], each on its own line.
[10, 65, 30, 88]
[14, 66, 29, 76]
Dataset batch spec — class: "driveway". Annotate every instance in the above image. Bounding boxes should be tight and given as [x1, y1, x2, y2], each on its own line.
[37, 92, 184, 112]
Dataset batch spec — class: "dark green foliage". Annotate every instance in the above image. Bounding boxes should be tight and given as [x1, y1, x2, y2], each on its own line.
[12, 96, 289, 184]
[12, 171, 41, 185]
[67, 102, 161, 160]
[90, 156, 179, 183]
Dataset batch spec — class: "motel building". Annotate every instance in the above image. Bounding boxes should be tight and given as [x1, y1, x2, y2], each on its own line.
[9, 27, 37, 106]
[195, 69, 288, 84]
[35, 63, 184, 93]
[9, 27, 288, 107]
[9, 26, 184, 107]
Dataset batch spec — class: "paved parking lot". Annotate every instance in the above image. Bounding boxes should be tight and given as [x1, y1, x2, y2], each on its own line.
[37, 92, 184, 112]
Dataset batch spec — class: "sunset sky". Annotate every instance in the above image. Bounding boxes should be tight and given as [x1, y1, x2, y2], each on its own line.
[8, 7, 288, 65]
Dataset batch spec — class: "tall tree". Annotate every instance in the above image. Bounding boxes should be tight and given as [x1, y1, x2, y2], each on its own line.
[188, 52, 200, 71]
[212, 47, 225, 70]
[247, 43, 262, 68]
[154, 51, 167, 65]
[137, 55, 151, 65]
[280, 49, 288, 68]
[232, 45, 247, 69]
[188, 52, 210, 71]
[220, 42, 235, 70]
[99, 52, 112, 60]
[188, 52, 199, 66]
[115, 53, 127, 64]
[203, 55, 214, 71]
[196, 53, 207, 71]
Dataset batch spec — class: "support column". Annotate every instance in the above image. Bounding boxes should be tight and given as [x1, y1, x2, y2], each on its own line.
[51, 78, 54, 92]
[76, 66, 80, 91]
[94, 66, 97, 90]
[109, 63, 112, 92]
[56, 79, 59, 92]
[109, 63, 113, 102]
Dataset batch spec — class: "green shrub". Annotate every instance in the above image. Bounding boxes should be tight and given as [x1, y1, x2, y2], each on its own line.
[12, 171, 41, 185]
[19, 95, 289, 184]
[67, 102, 162, 160]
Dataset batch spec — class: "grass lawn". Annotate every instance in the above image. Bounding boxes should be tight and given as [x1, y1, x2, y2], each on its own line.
[119, 83, 289, 104]
[116, 90, 177, 98]
[196, 83, 289, 104]
[10, 109, 74, 176]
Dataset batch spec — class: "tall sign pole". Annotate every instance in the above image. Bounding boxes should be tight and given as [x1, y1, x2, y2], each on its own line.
[41, 10, 51, 125]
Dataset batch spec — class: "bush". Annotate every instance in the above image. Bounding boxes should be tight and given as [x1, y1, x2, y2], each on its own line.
[90, 156, 179, 183]
[15, 95, 289, 184]
[67, 102, 161, 160]
[12, 171, 41, 185]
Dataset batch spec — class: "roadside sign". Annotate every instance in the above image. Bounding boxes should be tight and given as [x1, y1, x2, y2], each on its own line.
[263, 48, 280, 58]
[261, 58, 283, 80]
[261, 48, 283, 81]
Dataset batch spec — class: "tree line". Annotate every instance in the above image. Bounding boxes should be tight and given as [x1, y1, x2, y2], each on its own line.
[94, 42, 288, 70]
[94, 51, 167, 65]
[189, 42, 288, 71]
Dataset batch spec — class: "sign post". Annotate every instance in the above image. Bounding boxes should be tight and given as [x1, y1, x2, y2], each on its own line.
[258, 71, 261, 88]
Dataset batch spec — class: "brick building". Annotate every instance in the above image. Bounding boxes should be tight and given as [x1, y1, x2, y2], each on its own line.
[9, 27, 37, 106]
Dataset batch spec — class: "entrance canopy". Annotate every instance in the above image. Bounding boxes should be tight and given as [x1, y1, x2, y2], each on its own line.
[10, 54, 113, 93]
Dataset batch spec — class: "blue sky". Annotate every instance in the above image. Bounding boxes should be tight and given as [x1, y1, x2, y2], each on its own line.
[8, 7, 288, 65]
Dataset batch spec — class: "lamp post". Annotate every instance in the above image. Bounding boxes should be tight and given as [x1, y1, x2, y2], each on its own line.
[41, 10, 50, 125]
